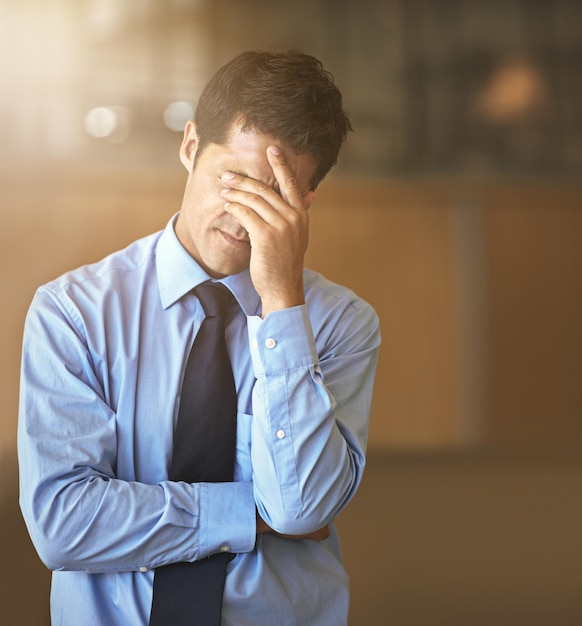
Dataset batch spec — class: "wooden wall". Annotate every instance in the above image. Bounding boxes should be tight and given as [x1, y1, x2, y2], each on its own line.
[309, 178, 582, 451]
[1, 165, 580, 457]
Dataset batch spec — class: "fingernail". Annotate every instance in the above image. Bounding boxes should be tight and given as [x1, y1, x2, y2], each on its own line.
[222, 171, 236, 180]
[268, 145, 281, 156]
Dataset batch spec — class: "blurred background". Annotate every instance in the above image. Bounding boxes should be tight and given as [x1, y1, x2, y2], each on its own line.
[1, 0, 581, 624]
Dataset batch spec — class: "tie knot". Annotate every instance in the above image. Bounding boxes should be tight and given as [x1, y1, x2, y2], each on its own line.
[195, 282, 234, 318]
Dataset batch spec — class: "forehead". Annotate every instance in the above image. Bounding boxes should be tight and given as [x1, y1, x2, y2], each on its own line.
[211, 121, 317, 189]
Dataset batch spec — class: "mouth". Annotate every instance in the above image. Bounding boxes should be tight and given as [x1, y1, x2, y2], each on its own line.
[220, 230, 251, 248]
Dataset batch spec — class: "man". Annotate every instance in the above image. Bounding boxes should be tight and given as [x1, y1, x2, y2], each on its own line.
[18, 50, 380, 625]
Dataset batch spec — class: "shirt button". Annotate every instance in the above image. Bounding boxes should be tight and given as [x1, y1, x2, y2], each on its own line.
[265, 337, 277, 349]
[220, 545, 231, 553]
[139, 567, 148, 573]
[276, 429, 286, 439]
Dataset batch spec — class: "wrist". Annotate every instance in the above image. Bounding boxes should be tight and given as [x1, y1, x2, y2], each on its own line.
[260, 289, 305, 318]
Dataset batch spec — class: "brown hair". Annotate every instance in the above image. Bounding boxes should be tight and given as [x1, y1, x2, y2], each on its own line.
[194, 50, 352, 190]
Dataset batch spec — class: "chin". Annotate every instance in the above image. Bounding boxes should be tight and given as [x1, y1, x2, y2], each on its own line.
[206, 258, 249, 278]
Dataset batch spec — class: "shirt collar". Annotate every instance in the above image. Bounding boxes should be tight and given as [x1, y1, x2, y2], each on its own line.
[156, 214, 262, 316]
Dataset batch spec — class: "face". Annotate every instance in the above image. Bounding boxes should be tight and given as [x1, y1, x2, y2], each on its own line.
[175, 119, 317, 278]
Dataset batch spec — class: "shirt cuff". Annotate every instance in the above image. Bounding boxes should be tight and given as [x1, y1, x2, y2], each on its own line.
[247, 305, 319, 377]
[198, 482, 256, 558]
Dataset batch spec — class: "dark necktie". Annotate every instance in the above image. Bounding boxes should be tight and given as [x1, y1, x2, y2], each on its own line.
[149, 282, 237, 626]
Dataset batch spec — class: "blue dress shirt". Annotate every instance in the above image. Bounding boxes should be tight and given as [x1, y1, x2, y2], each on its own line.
[18, 214, 381, 625]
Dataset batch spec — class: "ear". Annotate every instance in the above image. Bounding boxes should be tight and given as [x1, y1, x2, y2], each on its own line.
[179, 120, 200, 171]
[303, 190, 316, 210]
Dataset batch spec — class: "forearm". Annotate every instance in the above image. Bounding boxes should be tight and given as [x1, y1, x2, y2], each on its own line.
[18, 460, 256, 572]
[248, 304, 379, 535]
[251, 364, 364, 534]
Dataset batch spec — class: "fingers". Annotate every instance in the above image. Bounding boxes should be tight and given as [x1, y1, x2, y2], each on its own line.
[220, 183, 283, 223]
[220, 146, 309, 214]
[266, 145, 304, 207]
[221, 171, 278, 203]
[220, 178, 278, 233]
[305, 525, 331, 541]
[257, 509, 331, 542]
[220, 168, 307, 238]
